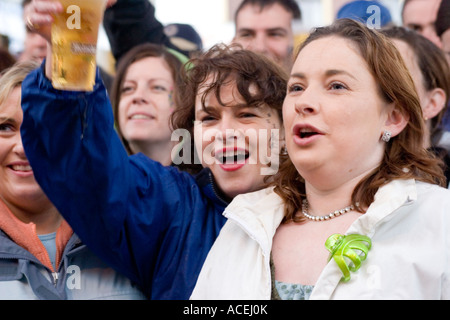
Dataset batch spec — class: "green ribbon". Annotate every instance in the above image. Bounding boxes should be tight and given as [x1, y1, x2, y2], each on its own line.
[325, 234, 372, 282]
[166, 47, 193, 70]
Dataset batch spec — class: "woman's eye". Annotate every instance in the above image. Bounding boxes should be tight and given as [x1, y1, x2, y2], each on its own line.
[288, 84, 304, 93]
[0, 123, 14, 132]
[329, 82, 347, 90]
[151, 85, 167, 92]
[200, 115, 216, 122]
[240, 112, 256, 118]
[121, 86, 134, 94]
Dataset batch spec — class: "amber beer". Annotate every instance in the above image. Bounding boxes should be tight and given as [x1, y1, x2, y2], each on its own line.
[51, 0, 107, 91]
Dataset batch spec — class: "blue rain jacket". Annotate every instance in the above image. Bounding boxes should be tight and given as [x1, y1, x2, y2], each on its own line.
[20, 63, 228, 299]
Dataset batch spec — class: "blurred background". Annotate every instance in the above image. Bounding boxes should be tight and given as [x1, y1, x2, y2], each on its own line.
[0, 0, 405, 73]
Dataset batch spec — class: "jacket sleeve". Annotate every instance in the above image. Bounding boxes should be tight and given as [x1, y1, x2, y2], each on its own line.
[103, 0, 176, 62]
[20, 64, 199, 294]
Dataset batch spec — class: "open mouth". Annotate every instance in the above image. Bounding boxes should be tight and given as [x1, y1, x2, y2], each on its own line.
[215, 149, 250, 164]
[129, 113, 155, 120]
[292, 124, 323, 146]
[293, 123, 323, 138]
[298, 128, 320, 139]
[9, 164, 32, 172]
[8, 163, 34, 177]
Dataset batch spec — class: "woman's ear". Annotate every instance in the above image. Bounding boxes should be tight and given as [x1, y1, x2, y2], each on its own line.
[383, 103, 409, 138]
[422, 88, 447, 120]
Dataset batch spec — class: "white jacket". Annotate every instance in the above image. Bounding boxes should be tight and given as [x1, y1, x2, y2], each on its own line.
[191, 179, 450, 300]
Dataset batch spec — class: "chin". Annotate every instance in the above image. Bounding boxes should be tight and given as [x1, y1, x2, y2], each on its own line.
[224, 182, 264, 200]
[13, 187, 47, 202]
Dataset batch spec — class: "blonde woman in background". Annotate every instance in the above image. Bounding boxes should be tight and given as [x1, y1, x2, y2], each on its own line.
[0, 61, 145, 300]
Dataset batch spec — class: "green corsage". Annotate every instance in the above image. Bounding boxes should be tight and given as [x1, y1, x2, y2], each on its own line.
[325, 234, 372, 282]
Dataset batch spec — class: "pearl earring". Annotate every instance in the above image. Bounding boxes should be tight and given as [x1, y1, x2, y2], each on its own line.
[381, 130, 391, 143]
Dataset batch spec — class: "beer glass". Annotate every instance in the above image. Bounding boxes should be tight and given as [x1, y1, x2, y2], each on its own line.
[51, 0, 107, 91]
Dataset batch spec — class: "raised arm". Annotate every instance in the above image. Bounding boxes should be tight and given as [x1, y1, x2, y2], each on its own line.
[20, 1, 227, 299]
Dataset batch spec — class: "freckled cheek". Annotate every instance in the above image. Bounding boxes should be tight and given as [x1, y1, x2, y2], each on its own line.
[154, 95, 172, 110]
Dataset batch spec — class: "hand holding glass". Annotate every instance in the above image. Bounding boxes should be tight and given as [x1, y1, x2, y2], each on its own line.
[51, 0, 107, 91]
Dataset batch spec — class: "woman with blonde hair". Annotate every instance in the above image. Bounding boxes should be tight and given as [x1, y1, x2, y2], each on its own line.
[0, 61, 145, 299]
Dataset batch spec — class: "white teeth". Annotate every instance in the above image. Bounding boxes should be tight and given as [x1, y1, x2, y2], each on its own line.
[130, 114, 152, 120]
[221, 150, 246, 157]
[11, 165, 32, 172]
[300, 128, 314, 133]
[216, 150, 249, 164]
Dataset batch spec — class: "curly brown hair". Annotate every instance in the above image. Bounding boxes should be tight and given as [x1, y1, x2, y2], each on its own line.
[170, 43, 288, 173]
[272, 19, 446, 223]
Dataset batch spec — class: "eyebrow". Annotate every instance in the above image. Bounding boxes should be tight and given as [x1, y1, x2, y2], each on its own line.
[195, 106, 218, 118]
[196, 103, 258, 116]
[291, 69, 357, 81]
[123, 78, 172, 84]
[0, 117, 17, 125]
[237, 27, 288, 34]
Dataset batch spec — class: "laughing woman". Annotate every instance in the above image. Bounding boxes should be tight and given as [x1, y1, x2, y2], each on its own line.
[191, 19, 450, 300]
[0, 61, 145, 300]
[20, 0, 287, 299]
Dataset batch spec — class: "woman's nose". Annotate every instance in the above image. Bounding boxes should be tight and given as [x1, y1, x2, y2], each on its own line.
[218, 114, 240, 137]
[12, 136, 26, 158]
[131, 85, 150, 105]
[132, 96, 147, 105]
[294, 88, 319, 116]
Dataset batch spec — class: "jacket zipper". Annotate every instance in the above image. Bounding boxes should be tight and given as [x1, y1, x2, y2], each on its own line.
[51, 272, 59, 286]
[0, 253, 58, 286]
[208, 172, 228, 205]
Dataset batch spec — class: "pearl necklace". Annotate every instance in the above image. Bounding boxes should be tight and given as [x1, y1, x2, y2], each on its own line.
[302, 199, 354, 222]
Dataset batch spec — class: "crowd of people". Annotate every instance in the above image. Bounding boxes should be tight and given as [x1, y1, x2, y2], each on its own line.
[0, 0, 449, 300]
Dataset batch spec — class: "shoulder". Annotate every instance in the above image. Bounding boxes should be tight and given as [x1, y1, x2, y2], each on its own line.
[223, 187, 285, 234]
[415, 180, 450, 201]
[225, 187, 283, 216]
[396, 180, 450, 229]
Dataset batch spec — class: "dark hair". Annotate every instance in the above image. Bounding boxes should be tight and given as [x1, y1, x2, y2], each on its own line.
[436, 0, 450, 37]
[110, 43, 184, 154]
[381, 26, 450, 142]
[0, 48, 16, 74]
[171, 43, 288, 172]
[234, 0, 301, 22]
[21, 0, 31, 8]
[272, 19, 445, 223]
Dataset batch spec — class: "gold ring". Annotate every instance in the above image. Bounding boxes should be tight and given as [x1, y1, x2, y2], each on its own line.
[26, 16, 39, 30]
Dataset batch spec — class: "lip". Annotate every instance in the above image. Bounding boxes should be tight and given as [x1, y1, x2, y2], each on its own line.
[128, 112, 156, 121]
[7, 161, 34, 178]
[215, 147, 249, 172]
[292, 123, 324, 147]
